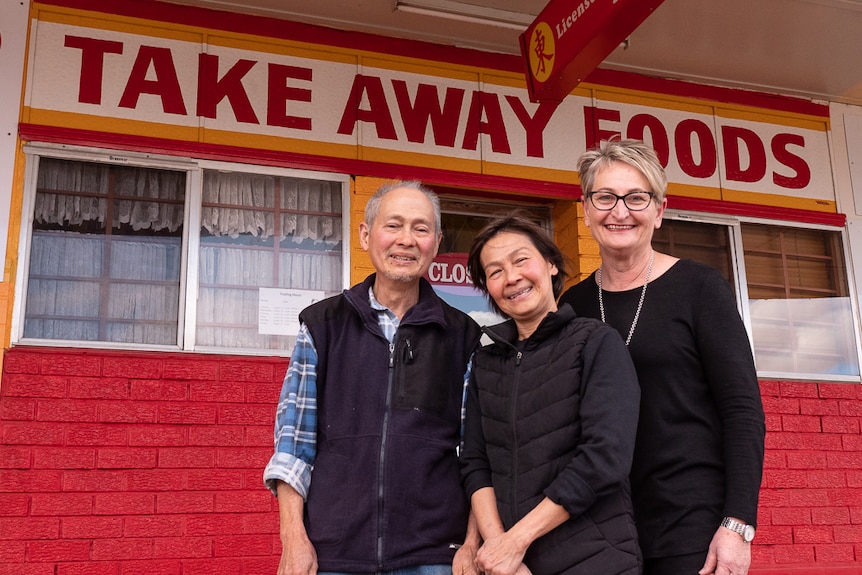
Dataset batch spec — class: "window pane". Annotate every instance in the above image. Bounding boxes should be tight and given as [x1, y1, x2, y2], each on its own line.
[438, 197, 551, 255]
[653, 219, 733, 288]
[741, 224, 859, 376]
[196, 170, 343, 351]
[439, 212, 493, 254]
[24, 158, 184, 345]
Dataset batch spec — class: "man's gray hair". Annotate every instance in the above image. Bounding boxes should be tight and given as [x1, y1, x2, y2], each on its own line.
[364, 180, 442, 235]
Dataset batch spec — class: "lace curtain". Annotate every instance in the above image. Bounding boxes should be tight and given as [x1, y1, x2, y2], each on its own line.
[200, 171, 342, 243]
[34, 158, 184, 232]
[196, 171, 343, 350]
[24, 159, 184, 345]
[25, 234, 183, 345]
[24, 158, 344, 351]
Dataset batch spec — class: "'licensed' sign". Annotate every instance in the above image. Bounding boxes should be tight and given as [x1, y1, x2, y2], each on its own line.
[520, 0, 665, 102]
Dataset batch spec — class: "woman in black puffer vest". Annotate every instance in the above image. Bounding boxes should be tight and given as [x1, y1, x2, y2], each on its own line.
[461, 212, 642, 575]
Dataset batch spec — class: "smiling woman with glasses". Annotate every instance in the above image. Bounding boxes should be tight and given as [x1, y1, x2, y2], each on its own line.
[559, 139, 765, 575]
[587, 190, 654, 211]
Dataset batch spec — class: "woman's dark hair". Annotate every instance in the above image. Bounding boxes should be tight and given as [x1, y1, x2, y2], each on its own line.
[467, 210, 569, 317]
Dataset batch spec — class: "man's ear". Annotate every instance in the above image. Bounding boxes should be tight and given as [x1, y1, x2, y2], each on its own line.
[359, 221, 369, 250]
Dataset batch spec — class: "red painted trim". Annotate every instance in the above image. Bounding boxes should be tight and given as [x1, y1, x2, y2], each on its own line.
[668, 195, 846, 227]
[18, 122, 580, 199]
[35, 0, 828, 118]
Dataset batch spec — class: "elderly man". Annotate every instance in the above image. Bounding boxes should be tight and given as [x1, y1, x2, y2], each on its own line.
[264, 180, 482, 575]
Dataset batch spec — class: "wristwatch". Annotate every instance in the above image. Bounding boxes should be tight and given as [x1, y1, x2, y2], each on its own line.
[721, 517, 755, 543]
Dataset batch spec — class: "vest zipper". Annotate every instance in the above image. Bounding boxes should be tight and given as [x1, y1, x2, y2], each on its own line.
[378, 340, 396, 567]
[510, 350, 522, 522]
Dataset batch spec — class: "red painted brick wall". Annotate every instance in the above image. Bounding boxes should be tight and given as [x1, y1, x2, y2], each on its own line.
[0, 347, 288, 575]
[1, 349, 861, 574]
[750, 380, 862, 574]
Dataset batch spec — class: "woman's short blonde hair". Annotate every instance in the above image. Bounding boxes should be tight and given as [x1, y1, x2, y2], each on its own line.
[578, 139, 668, 202]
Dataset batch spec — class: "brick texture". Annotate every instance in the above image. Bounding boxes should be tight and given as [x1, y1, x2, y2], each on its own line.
[0, 347, 288, 574]
[749, 380, 862, 573]
[2, 348, 861, 574]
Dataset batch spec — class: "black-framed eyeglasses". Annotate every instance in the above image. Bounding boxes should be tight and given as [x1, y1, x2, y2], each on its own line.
[586, 191, 654, 211]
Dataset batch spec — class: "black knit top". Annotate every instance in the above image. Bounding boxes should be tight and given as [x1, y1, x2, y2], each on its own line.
[559, 259, 765, 558]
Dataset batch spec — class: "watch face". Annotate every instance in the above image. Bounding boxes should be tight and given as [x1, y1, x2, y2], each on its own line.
[743, 525, 755, 542]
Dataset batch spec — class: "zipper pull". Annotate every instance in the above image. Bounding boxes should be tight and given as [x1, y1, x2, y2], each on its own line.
[515, 351, 522, 366]
[404, 338, 414, 362]
[389, 342, 395, 367]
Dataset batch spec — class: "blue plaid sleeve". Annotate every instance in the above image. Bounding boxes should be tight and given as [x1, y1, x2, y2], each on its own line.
[459, 353, 474, 456]
[263, 323, 318, 499]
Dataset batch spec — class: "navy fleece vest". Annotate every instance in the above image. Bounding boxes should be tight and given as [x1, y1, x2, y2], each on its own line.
[300, 275, 481, 573]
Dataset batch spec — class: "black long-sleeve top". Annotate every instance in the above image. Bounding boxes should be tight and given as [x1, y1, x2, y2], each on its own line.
[559, 259, 765, 558]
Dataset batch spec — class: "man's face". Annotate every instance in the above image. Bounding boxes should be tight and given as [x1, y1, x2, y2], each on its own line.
[359, 187, 441, 284]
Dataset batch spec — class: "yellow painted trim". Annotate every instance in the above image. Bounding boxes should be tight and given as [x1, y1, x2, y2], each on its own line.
[587, 83, 829, 129]
[1, 139, 29, 353]
[666, 182, 723, 201]
[202, 130, 360, 161]
[592, 88, 716, 115]
[24, 108, 202, 141]
[722, 188, 837, 213]
[482, 162, 577, 188]
[6, 139, 27, 284]
[359, 147, 481, 173]
[35, 6, 205, 43]
[24, 109, 364, 161]
[714, 107, 829, 131]
[208, 35, 359, 66]
[361, 57, 482, 83]
[32, 3, 523, 86]
[480, 73, 529, 90]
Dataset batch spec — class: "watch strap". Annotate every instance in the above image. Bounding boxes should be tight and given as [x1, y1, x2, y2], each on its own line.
[721, 517, 754, 542]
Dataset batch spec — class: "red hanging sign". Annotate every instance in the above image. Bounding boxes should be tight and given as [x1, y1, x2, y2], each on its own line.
[520, 0, 666, 102]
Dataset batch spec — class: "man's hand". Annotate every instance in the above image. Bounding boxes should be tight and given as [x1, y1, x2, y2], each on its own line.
[277, 529, 317, 575]
[452, 543, 479, 575]
[276, 481, 318, 575]
[699, 525, 752, 575]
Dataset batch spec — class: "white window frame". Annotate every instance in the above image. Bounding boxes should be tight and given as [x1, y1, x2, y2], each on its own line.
[664, 208, 862, 383]
[13, 143, 351, 356]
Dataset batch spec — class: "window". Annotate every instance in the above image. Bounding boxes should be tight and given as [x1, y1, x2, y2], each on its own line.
[195, 169, 344, 351]
[741, 224, 858, 377]
[653, 218, 734, 290]
[438, 196, 552, 255]
[658, 214, 861, 380]
[23, 157, 185, 345]
[15, 147, 349, 354]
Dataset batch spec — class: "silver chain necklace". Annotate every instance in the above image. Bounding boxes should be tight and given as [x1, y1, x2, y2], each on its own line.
[597, 250, 655, 346]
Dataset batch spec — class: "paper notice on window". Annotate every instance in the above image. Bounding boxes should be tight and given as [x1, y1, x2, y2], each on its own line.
[259, 288, 325, 336]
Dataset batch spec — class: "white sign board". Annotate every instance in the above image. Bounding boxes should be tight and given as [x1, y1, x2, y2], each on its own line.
[258, 287, 324, 336]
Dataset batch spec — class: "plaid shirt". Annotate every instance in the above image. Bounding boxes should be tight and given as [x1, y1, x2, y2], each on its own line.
[263, 288, 472, 498]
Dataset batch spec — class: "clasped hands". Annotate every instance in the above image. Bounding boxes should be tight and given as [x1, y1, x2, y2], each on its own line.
[467, 531, 532, 575]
